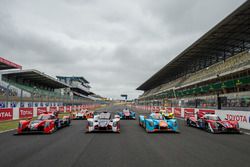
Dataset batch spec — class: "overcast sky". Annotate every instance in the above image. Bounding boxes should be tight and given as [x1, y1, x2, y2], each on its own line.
[0, 0, 246, 99]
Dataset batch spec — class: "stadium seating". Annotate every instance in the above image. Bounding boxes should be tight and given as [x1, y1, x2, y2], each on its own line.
[180, 51, 250, 86]
[140, 51, 250, 98]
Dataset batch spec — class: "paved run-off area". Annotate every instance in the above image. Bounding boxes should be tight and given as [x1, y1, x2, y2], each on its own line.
[0, 105, 249, 167]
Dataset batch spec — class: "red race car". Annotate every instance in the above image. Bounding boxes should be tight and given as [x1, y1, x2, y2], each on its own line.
[71, 109, 94, 120]
[17, 112, 71, 134]
[186, 114, 240, 134]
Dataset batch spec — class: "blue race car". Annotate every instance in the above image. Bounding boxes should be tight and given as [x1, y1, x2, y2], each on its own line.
[139, 112, 179, 133]
[117, 109, 136, 120]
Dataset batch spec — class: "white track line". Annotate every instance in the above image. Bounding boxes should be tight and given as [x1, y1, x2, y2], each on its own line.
[0, 129, 15, 134]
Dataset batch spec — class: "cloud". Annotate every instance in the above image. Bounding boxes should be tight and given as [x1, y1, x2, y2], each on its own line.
[0, 0, 246, 99]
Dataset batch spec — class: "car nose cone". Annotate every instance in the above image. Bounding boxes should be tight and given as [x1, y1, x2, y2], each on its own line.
[99, 121, 108, 127]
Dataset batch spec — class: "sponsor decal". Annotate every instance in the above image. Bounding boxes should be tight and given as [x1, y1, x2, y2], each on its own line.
[19, 108, 33, 118]
[0, 108, 13, 121]
[226, 114, 248, 123]
[37, 107, 47, 115]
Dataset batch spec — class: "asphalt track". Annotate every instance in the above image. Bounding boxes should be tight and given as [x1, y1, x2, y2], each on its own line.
[0, 105, 250, 167]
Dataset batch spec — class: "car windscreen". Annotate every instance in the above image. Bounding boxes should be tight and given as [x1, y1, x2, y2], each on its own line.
[37, 115, 53, 120]
[151, 114, 163, 120]
[99, 113, 111, 119]
[207, 116, 221, 121]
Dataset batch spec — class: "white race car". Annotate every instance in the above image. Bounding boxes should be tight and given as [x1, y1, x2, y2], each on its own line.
[86, 112, 120, 133]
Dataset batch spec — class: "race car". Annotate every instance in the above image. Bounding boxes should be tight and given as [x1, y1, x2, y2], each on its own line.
[71, 109, 94, 120]
[139, 112, 179, 133]
[86, 111, 120, 133]
[186, 114, 240, 133]
[117, 108, 136, 120]
[17, 112, 71, 134]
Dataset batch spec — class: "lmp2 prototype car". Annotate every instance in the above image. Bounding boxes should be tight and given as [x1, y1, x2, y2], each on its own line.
[17, 112, 71, 134]
[86, 112, 120, 133]
[139, 112, 179, 133]
[117, 108, 136, 120]
[71, 109, 94, 120]
[186, 114, 240, 134]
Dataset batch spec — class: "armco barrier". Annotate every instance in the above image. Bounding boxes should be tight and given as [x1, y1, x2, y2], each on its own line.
[133, 105, 250, 130]
[0, 104, 101, 122]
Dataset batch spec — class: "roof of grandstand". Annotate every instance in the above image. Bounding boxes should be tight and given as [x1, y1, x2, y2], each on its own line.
[56, 76, 89, 84]
[137, 1, 250, 91]
[2, 69, 68, 89]
[0, 57, 22, 70]
[71, 87, 91, 96]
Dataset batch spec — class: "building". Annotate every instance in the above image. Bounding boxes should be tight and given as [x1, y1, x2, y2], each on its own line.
[137, 1, 250, 111]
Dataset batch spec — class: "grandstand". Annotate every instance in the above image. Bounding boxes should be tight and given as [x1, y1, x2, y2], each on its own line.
[0, 57, 101, 108]
[137, 1, 250, 111]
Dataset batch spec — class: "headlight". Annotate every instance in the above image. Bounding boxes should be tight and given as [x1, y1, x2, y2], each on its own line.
[88, 121, 94, 127]
[45, 121, 50, 128]
[236, 123, 239, 129]
[211, 122, 218, 128]
[113, 121, 117, 127]
[18, 122, 22, 128]
[149, 121, 154, 127]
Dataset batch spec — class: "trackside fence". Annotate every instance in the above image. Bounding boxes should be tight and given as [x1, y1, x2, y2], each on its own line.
[0, 104, 101, 121]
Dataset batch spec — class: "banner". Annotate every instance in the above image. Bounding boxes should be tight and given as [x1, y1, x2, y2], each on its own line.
[198, 109, 215, 118]
[0, 108, 13, 121]
[184, 108, 195, 120]
[66, 106, 71, 112]
[37, 107, 47, 115]
[215, 110, 250, 130]
[19, 107, 33, 118]
[174, 108, 182, 117]
[49, 106, 57, 112]
[59, 106, 64, 113]
[167, 107, 172, 113]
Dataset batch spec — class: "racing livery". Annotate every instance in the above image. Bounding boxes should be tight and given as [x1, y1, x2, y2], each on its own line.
[117, 108, 136, 120]
[86, 112, 120, 133]
[186, 114, 240, 133]
[17, 112, 70, 134]
[139, 112, 179, 133]
[71, 109, 94, 120]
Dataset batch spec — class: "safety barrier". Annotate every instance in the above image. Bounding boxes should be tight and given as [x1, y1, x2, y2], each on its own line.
[0, 104, 100, 121]
[133, 105, 250, 130]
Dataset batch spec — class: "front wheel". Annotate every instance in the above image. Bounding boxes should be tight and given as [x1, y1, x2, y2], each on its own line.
[139, 119, 141, 126]
[205, 123, 212, 133]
